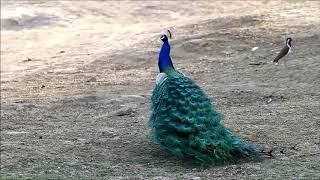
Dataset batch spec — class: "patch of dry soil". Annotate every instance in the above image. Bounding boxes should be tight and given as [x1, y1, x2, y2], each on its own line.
[1, 1, 320, 179]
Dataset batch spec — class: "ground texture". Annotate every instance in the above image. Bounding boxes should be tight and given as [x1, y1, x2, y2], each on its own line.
[1, 1, 320, 179]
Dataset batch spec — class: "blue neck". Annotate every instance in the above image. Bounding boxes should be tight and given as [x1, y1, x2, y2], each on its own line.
[158, 41, 174, 73]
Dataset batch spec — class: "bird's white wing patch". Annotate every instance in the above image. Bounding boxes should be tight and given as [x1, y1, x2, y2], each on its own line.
[156, 73, 168, 85]
[288, 46, 292, 54]
[287, 42, 292, 54]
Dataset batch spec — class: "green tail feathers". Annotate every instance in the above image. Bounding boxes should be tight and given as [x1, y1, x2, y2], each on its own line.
[149, 70, 259, 168]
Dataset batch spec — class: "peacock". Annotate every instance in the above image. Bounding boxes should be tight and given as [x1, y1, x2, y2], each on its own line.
[149, 30, 260, 169]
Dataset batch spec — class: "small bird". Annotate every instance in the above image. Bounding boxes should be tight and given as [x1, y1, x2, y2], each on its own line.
[149, 30, 259, 169]
[273, 38, 292, 66]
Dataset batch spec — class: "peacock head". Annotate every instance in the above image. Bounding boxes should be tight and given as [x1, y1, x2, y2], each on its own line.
[160, 35, 169, 43]
[160, 29, 172, 43]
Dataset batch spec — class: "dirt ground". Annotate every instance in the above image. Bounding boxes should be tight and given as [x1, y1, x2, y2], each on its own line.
[1, 1, 320, 179]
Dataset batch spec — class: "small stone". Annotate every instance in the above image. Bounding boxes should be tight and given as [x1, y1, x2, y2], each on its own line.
[251, 46, 259, 51]
[191, 177, 201, 180]
[290, 144, 298, 150]
[112, 107, 136, 117]
[23, 57, 32, 62]
[86, 77, 97, 82]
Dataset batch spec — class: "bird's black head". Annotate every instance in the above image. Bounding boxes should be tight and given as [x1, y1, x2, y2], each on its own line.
[286, 37, 292, 46]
